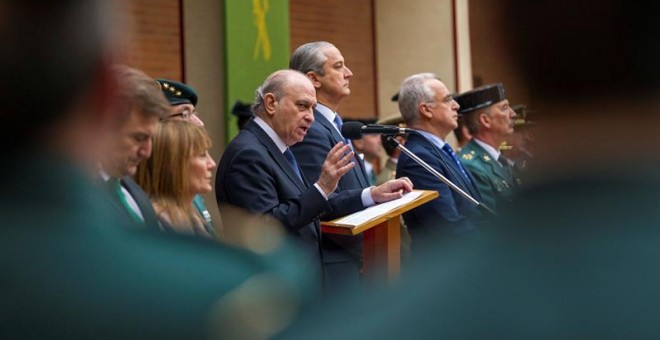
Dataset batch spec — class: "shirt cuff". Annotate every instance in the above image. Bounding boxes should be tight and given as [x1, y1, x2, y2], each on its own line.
[314, 183, 329, 200]
[361, 187, 375, 207]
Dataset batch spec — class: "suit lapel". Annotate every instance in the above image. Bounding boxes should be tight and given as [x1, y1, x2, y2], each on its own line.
[411, 133, 482, 200]
[246, 121, 319, 239]
[246, 121, 307, 192]
[470, 140, 512, 184]
[315, 110, 370, 188]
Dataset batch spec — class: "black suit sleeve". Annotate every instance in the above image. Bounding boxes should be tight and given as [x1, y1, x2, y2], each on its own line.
[220, 147, 330, 232]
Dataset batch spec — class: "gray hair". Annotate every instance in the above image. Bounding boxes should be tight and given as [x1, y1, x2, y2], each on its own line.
[462, 107, 490, 135]
[398, 73, 440, 126]
[252, 70, 303, 117]
[289, 41, 334, 75]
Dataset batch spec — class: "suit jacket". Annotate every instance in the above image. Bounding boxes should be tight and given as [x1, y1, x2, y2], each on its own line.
[396, 131, 483, 242]
[290, 109, 368, 265]
[291, 109, 371, 190]
[458, 139, 516, 212]
[100, 174, 159, 230]
[120, 176, 160, 229]
[215, 120, 364, 273]
[2, 153, 310, 339]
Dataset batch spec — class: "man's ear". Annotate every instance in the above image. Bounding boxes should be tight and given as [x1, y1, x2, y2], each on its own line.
[263, 93, 278, 116]
[478, 111, 491, 129]
[419, 103, 433, 120]
[306, 71, 322, 89]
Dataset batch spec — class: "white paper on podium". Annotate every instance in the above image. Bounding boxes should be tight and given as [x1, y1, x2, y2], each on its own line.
[333, 191, 423, 227]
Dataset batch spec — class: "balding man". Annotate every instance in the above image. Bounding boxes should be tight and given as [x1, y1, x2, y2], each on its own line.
[216, 70, 412, 288]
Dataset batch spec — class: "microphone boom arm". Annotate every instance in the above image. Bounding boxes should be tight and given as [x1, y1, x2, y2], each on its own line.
[386, 136, 496, 217]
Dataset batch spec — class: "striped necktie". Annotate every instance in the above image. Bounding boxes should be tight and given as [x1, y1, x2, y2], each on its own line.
[441, 143, 474, 185]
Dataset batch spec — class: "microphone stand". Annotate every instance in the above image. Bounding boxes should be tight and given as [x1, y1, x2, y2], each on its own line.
[386, 136, 497, 217]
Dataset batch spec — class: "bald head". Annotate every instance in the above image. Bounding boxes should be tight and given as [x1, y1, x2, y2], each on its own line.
[252, 70, 316, 146]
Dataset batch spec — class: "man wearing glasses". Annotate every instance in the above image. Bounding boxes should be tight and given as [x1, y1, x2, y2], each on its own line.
[395, 73, 484, 252]
[156, 79, 215, 230]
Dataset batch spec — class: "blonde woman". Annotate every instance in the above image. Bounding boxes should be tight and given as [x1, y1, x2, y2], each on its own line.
[136, 120, 217, 238]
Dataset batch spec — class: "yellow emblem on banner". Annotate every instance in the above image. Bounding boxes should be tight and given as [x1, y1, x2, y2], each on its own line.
[252, 0, 272, 61]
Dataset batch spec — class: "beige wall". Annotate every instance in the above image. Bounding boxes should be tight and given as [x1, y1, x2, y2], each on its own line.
[469, 0, 529, 106]
[375, 0, 457, 119]
[183, 0, 225, 231]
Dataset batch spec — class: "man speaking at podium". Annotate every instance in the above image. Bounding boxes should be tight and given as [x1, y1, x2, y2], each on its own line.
[216, 70, 412, 293]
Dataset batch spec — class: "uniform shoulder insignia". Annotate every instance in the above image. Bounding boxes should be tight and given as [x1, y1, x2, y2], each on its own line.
[483, 155, 491, 162]
[462, 153, 474, 160]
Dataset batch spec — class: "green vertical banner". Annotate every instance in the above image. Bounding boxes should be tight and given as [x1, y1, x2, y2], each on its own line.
[225, 0, 290, 142]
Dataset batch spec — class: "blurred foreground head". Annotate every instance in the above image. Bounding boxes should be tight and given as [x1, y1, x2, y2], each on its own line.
[503, 0, 659, 106]
[500, 0, 660, 176]
[0, 0, 115, 162]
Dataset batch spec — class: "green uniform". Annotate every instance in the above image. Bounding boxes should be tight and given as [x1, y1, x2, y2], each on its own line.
[458, 139, 515, 212]
[1, 153, 314, 339]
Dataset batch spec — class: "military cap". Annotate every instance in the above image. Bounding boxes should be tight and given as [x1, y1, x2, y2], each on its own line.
[377, 113, 405, 127]
[156, 79, 198, 106]
[455, 83, 506, 114]
[231, 100, 253, 119]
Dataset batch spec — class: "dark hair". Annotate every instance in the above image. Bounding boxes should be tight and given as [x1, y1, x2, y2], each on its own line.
[503, 0, 660, 104]
[0, 0, 111, 149]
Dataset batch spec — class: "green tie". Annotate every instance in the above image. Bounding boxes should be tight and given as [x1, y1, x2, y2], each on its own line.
[111, 178, 143, 225]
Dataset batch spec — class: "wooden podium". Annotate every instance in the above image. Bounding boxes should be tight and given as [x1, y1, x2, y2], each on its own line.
[321, 190, 438, 282]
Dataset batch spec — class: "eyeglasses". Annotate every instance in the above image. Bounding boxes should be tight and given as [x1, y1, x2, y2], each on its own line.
[167, 108, 199, 121]
[425, 93, 457, 106]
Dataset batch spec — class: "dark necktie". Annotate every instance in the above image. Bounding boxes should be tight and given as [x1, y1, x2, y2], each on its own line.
[333, 114, 343, 134]
[441, 143, 474, 185]
[498, 154, 517, 185]
[498, 154, 512, 168]
[283, 148, 303, 181]
[109, 178, 143, 224]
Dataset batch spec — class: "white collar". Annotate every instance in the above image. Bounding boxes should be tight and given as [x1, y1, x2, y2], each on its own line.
[254, 116, 288, 153]
[315, 103, 340, 132]
[474, 138, 501, 160]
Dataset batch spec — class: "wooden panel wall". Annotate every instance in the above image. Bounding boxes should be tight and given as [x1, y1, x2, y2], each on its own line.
[290, 0, 377, 120]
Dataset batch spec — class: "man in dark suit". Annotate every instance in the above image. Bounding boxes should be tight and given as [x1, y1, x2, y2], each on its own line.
[216, 70, 412, 289]
[279, 1, 660, 338]
[456, 84, 518, 213]
[99, 65, 169, 230]
[289, 41, 374, 290]
[0, 1, 307, 338]
[395, 73, 484, 246]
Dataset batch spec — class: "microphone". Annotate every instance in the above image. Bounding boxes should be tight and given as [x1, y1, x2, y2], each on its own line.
[341, 121, 411, 140]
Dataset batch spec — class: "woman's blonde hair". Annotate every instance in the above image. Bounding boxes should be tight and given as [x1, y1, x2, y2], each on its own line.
[136, 120, 212, 235]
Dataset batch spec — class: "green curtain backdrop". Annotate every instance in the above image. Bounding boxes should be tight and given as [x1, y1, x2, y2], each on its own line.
[224, 0, 290, 142]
